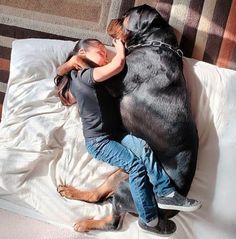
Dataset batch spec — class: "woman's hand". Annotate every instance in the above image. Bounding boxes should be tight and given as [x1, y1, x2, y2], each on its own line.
[112, 39, 125, 57]
[68, 55, 84, 70]
[57, 55, 84, 76]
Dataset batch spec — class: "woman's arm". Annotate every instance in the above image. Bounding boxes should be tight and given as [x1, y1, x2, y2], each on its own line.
[93, 39, 125, 82]
[57, 55, 85, 76]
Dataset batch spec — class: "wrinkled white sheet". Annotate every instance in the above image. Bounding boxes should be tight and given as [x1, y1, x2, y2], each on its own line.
[0, 39, 236, 239]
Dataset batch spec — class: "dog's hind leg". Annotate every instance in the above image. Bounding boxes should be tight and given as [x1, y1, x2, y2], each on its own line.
[73, 211, 125, 232]
[57, 169, 128, 202]
[73, 182, 134, 232]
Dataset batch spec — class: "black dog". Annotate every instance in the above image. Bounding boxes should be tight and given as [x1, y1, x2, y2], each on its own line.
[58, 4, 198, 232]
[106, 4, 198, 197]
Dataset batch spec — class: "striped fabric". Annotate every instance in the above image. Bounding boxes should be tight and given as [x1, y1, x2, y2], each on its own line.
[156, 0, 236, 69]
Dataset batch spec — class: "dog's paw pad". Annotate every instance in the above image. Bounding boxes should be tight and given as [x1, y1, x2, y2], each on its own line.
[57, 185, 78, 199]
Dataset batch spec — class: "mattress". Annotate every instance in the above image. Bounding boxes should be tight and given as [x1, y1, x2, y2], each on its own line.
[0, 38, 236, 239]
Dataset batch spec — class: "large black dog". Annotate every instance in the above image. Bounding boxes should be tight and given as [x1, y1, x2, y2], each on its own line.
[106, 4, 199, 197]
[58, 4, 199, 232]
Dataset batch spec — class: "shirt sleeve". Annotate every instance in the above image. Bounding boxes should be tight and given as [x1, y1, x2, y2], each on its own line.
[71, 68, 96, 86]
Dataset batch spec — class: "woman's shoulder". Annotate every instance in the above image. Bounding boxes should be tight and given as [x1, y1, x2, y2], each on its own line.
[71, 68, 95, 86]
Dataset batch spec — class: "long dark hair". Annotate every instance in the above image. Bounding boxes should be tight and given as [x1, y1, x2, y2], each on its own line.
[54, 38, 103, 106]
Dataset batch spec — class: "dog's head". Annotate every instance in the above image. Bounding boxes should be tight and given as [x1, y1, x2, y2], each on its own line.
[107, 4, 170, 46]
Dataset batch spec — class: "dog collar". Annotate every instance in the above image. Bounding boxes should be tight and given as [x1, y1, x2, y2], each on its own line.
[127, 40, 184, 58]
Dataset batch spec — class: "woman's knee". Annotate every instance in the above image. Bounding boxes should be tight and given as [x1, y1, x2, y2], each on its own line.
[121, 135, 147, 154]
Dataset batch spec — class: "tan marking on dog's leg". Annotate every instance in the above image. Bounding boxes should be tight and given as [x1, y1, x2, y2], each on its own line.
[97, 169, 128, 200]
[74, 214, 113, 232]
[57, 169, 128, 202]
[57, 185, 98, 201]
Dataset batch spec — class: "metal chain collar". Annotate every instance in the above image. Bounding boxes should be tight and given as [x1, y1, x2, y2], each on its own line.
[127, 40, 184, 58]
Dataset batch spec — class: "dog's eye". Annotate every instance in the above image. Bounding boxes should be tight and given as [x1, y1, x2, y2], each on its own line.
[124, 27, 130, 34]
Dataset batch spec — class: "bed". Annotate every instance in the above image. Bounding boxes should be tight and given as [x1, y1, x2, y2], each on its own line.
[1, 1, 236, 238]
[0, 37, 236, 239]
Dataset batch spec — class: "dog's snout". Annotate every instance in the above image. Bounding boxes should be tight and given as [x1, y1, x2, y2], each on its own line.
[107, 19, 122, 38]
[107, 18, 129, 43]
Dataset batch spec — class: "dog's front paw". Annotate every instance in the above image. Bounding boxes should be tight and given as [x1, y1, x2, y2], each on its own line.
[73, 219, 94, 232]
[57, 185, 79, 200]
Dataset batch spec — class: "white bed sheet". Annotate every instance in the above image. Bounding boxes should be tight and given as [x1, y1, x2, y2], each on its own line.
[0, 38, 236, 239]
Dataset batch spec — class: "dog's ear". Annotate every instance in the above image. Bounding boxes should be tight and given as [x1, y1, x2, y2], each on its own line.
[126, 4, 168, 33]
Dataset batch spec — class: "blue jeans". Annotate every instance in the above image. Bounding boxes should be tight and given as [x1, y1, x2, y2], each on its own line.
[85, 134, 174, 223]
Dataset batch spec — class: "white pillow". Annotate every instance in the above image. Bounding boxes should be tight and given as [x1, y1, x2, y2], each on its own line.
[0, 38, 236, 239]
